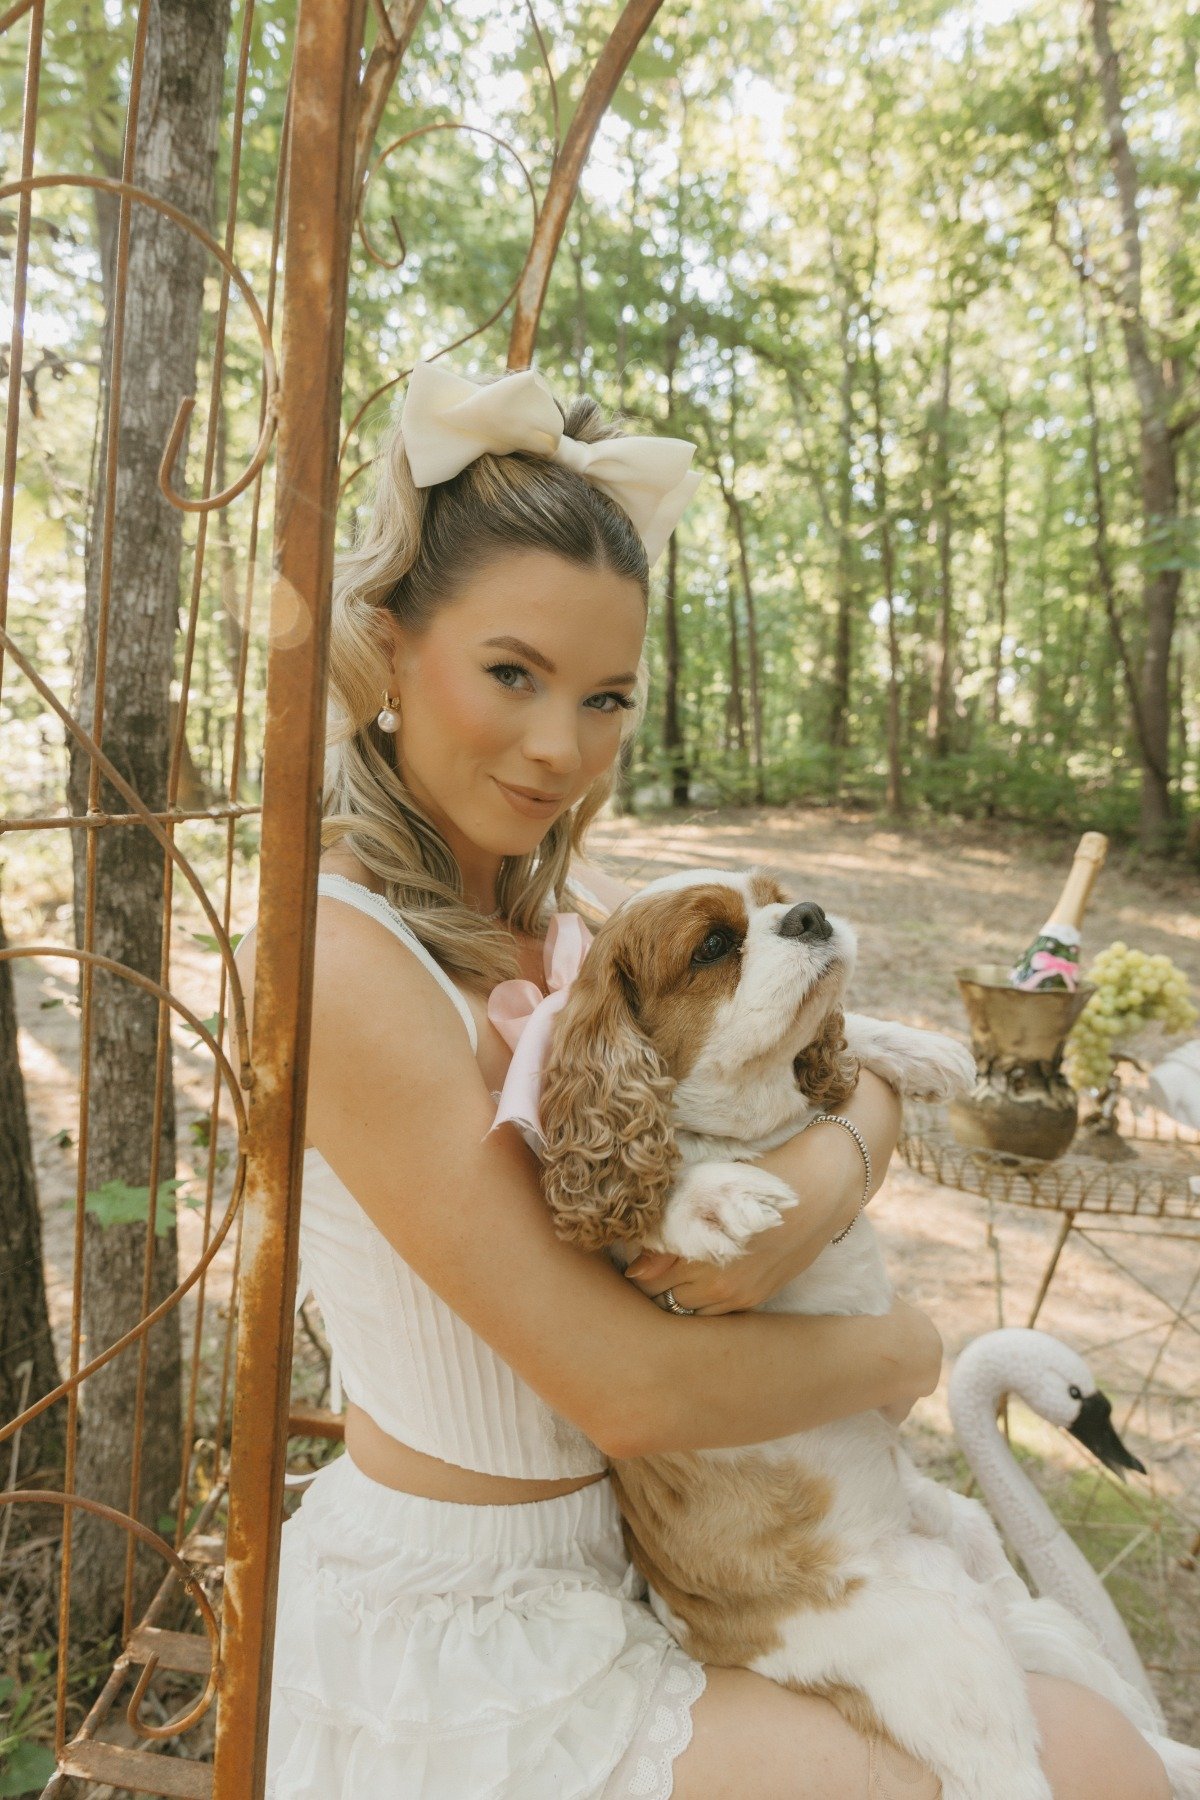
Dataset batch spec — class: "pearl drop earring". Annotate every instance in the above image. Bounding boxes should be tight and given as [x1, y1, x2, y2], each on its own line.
[377, 692, 401, 733]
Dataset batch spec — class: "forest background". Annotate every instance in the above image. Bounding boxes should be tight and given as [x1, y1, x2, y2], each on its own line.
[3, 0, 1200, 1773]
[5, 0, 1200, 870]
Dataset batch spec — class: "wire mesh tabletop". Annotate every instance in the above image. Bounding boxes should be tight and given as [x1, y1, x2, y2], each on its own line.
[899, 1101, 1200, 1228]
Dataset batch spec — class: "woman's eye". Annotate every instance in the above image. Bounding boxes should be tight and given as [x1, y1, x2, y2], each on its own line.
[586, 691, 636, 715]
[486, 662, 532, 692]
[692, 928, 737, 966]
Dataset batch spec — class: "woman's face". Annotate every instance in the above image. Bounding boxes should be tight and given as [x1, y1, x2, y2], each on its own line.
[388, 548, 646, 864]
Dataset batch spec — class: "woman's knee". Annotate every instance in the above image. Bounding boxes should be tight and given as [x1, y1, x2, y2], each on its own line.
[668, 1666, 940, 1800]
[1029, 1675, 1171, 1800]
[669, 1664, 1171, 1800]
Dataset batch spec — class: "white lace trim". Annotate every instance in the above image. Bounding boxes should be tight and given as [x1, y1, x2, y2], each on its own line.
[604, 1653, 707, 1799]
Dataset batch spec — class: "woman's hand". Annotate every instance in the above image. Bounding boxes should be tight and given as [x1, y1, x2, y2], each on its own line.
[624, 1067, 904, 1315]
[622, 1201, 834, 1315]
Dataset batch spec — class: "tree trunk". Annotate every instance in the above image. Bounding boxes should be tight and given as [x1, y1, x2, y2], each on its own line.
[65, 0, 231, 1636]
[0, 897, 63, 1484]
[1072, 244, 1153, 775]
[989, 403, 1010, 728]
[865, 312, 904, 815]
[724, 562, 746, 759]
[661, 150, 689, 810]
[828, 244, 857, 769]
[721, 473, 765, 804]
[662, 295, 690, 810]
[1090, 0, 1182, 849]
[662, 526, 689, 807]
[927, 294, 958, 758]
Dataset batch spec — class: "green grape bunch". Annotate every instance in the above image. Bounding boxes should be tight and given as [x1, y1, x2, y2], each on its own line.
[1064, 942, 1198, 1094]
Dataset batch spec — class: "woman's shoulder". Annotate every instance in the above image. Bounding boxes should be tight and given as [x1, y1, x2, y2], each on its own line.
[313, 878, 479, 1043]
[233, 853, 474, 1051]
[566, 857, 637, 918]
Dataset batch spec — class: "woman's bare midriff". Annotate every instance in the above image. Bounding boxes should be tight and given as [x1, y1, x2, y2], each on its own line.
[344, 1400, 607, 1504]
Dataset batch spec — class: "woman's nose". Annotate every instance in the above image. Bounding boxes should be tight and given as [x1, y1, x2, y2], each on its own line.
[523, 703, 583, 775]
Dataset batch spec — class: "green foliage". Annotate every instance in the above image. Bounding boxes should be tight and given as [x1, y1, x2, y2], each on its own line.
[906, 748, 1143, 835]
[3, 0, 1197, 858]
[0, 1740, 57, 1799]
[73, 1178, 197, 1237]
[156, 1499, 206, 1538]
[0, 1672, 57, 1798]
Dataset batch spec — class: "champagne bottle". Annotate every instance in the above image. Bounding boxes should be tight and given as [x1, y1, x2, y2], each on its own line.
[1009, 832, 1108, 992]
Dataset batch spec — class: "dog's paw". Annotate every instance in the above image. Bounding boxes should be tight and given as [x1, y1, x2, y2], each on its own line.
[919, 1037, 978, 1102]
[647, 1162, 797, 1266]
[845, 1014, 977, 1102]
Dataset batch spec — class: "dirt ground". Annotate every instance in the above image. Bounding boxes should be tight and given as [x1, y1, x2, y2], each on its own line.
[13, 803, 1200, 1746]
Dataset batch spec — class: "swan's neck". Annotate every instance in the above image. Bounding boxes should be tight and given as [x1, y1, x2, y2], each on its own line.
[950, 1367, 1062, 1555]
[949, 1337, 1158, 1708]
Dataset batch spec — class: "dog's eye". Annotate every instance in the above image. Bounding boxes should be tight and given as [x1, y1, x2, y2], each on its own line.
[692, 927, 739, 966]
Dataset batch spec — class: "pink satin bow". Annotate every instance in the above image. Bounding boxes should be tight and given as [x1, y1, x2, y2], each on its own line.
[1013, 949, 1080, 992]
[488, 912, 593, 1151]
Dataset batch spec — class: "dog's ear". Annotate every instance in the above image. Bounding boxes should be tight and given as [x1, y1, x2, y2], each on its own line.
[540, 937, 680, 1252]
[793, 1006, 860, 1112]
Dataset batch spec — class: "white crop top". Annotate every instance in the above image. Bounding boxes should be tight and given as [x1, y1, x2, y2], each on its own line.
[293, 871, 607, 1480]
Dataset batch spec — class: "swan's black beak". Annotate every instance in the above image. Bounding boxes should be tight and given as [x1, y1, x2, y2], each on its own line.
[1067, 1390, 1145, 1479]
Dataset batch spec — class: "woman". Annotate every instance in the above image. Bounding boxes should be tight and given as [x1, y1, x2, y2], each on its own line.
[249, 364, 1169, 1798]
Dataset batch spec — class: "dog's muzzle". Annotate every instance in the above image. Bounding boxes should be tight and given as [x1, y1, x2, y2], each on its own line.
[777, 901, 833, 943]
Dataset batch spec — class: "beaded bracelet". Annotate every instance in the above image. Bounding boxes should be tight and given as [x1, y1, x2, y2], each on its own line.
[806, 1112, 872, 1243]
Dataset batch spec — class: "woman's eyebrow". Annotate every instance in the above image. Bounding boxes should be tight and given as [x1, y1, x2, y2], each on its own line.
[483, 635, 556, 673]
[482, 635, 636, 686]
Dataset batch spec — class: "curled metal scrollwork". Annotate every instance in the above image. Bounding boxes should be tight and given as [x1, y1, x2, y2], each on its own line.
[0, 1491, 219, 1738]
[0, 623, 252, 1449]
[338, 122, 540, 494]
[357, 120, 539, 273]
[0, 623, 252, 1078]
[0, 173, 278, 515]
[338, 0, 559, 491]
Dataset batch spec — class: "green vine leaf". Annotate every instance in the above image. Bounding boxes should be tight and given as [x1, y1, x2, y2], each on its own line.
[191, 931, 242, 954]
[70, 1178, 198, 1237]
[0, 1740, 58, 1797]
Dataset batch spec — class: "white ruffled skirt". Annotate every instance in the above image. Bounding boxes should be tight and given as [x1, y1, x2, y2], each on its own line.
[266, 1454, 706, 1798]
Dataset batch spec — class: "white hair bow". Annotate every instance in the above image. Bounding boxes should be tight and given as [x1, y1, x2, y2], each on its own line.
[399, 361, 701, 564]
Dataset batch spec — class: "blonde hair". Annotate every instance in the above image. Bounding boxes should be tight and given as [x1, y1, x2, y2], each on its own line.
[323, 383, 650, 988]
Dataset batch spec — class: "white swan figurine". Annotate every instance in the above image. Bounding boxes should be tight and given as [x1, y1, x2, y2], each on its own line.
[948, 1326, 1200, 1797]
[949, 1327, 1151, 1696]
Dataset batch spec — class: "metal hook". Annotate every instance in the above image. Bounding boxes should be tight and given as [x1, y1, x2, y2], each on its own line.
[158, 392, 279, 513]
[126, 1651, 161, 1737]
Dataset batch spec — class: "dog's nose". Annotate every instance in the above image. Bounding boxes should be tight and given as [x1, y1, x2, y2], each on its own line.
[777, 901, 832, 942]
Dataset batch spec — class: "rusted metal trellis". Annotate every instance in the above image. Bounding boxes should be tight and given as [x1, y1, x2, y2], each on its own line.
[0, 0, 663, 1791]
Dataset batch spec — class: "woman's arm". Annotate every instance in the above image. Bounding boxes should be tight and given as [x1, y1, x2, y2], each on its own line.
[624, 1069, 903, 1315]
[305, 905, 940, 1459]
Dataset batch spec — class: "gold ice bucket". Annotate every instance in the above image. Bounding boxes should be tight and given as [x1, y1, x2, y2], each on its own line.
[949, 964, 1095, 1162]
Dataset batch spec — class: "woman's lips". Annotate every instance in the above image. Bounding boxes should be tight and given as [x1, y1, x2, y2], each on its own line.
[492, 777, 567, 819]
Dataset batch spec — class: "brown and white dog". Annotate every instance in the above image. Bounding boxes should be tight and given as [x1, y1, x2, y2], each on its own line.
[538, 868, 1197, 1800]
